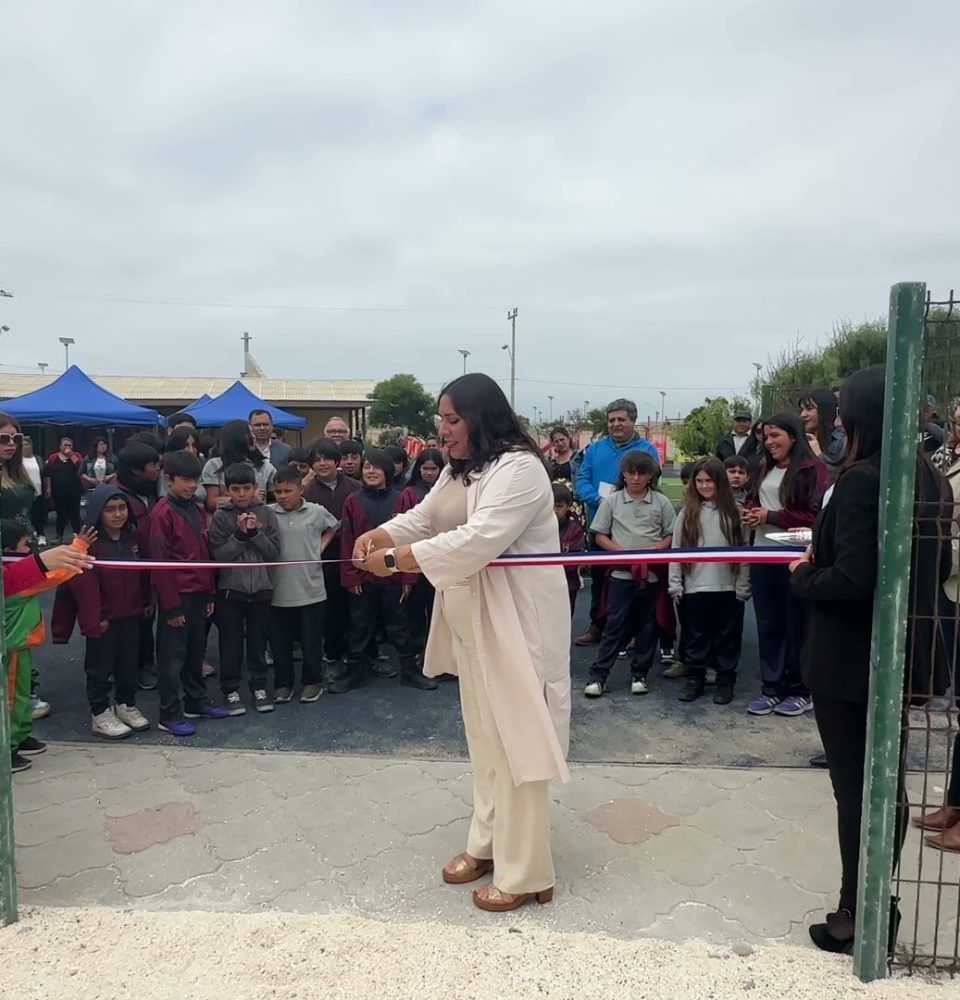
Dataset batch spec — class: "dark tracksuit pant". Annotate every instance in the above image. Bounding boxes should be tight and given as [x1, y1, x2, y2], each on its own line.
[587, 533, 607, 628]
[30, 494, 48, 537]
[348, 582, 417, 670]
[54, 494, 82, 538]
[156, 593, 209, 719]
[405, 578, 434, 649]
[216, 591, 270, 695]
[84, 616, 140, 715]
[813, 694, 908, 912]
[682, 592, 744, 685]
[750, 563, 808, 698]
[589, 577, 659, 683]
[271, 602, 325, 689]
[322, 565, 350, 661]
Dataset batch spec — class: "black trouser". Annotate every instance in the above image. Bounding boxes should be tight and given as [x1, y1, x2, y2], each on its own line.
[587, 532, 607, 628]
[29, 495, 48, 538]
[682, 592, 744, 685]
[751, 563, 807, 698]
[138, 612, 156, 669]
[347, 582, 416, 668]
[813, 693, 909, 912]
[405, 577, 434, 649]
[216, 593, 270, 694]
[84, 616, 139, 715]
[323, 565, 350, 661]
[590, 577, 658, 683]
[156, 593, 210, 719]
[271, 602, 325, 689]
[569, 589, 578, 617]
[54, 494, 81, 538]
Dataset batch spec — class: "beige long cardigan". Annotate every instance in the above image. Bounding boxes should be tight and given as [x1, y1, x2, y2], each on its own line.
[384, 450, 571, 786]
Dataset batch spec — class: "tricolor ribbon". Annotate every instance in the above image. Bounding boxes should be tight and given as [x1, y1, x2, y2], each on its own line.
[1, 544, 806, 572]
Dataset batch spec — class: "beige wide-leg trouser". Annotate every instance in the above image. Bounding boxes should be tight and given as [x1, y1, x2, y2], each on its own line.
[441, 583, 555, 894]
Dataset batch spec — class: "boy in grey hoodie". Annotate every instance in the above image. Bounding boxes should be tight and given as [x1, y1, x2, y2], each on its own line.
[209, 463, 281, 715]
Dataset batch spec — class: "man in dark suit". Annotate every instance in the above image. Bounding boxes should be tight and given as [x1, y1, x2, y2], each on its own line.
[716, 409, 753, 461]
[249, 409, 291, 467]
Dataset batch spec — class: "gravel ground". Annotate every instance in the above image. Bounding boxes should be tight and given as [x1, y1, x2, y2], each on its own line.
[0, 907, 952, 999]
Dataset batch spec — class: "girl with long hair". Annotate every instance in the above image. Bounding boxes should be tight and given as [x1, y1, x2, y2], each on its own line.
[0, 413, 37, 542]
[349, 372, 570, 913]
[668, 457, 750, 705]
[200, 419, 275, 513]
[799, 388, 844, 461]
[743, 412, 828, 717]
[81, 437, 117, 491]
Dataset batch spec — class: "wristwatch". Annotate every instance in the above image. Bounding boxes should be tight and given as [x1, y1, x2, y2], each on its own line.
[383, 549, 400, 573]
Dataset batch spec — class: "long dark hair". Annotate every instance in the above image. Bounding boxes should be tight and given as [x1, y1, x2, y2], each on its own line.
[216, 419, 264, 468]
[762, 412, 815, 509]
[680, 457, 743, 550]
[837, 365, 884, 468]
[165, 427, 201, 455]
[0, 412, 29, 487]
[409, 447, 445, 493]
[439, 373, 544, 481]
[614, 450, 661, 491]
[799, 388, 839, 454]
[87, 437, 110, 461]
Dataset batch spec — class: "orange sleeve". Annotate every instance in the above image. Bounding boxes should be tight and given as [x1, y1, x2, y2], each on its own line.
[16, 536, 90, 597]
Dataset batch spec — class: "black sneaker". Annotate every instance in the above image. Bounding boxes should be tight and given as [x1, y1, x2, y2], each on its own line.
[713, 684, 734, 706]
[11, 752, 31, 773]
[18, 736, 47, 756]
[138, 667, 158, 691]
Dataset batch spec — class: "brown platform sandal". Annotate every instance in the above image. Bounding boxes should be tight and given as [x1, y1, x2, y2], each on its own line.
[442, 853, 494, 884]
[912, 806, 960, 831]
[472, 884, 554, 912]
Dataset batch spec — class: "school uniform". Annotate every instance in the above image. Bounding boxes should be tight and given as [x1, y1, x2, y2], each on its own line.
[208, 500, 281, 696]
[269, 499, 339, 691]
[400, 481, 438, 645]
[115, 476, 160, 672]
[668, 503, 750, 687]
[145, 496, 216, 720]
[588, 489, 676, 684]
[558, 516, 587, 616]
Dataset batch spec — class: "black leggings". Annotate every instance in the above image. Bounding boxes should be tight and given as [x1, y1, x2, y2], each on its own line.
[54, 495, 81, 538]
[813, 692, 909, 912]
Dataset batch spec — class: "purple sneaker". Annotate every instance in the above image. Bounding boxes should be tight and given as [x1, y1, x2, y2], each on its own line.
[775, 694, 814, 717]
[746, 694, 780, 716]
[159, 718, 197, 737]
[183, 703, 230, 720]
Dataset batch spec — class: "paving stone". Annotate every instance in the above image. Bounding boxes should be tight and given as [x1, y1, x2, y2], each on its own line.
[192, 778, 281, 823]
[695, 864, 825, 938]
[96, 778, 199, 818]
[377, 785, 471, 836]
[344, 845, 435, 915]
[742, 830, 840, 895]
[267, 763, 346, 798]
[635, 770, 730, 816]
[584, 797, 680, 844]
[694, 768, 767, 791]
[638, 901, 752, 943]
[116, 834, 220, 897]
[343, 762, 440, 803]
[303, 808, 407, 868]
[268, 877, 350, 914]
[162, 747, 220, 769]
[17, 829, 116, 889]
[106, 802, 201, 855]
[177, 756, 261, 793]
[551, 812, 640, 877]
[553, 772, 641, 813]
[685, 798, 781, 850]
[214, 839, 320, 906]
[12, 771, 98, 812]
[207, 808, 291, 862]
[642, 823, 741, 887]
[92, 751, 175, 790]
[752, 771, 832, 821]
[18, 865, 122, 907]
[14, 798, 103, 848]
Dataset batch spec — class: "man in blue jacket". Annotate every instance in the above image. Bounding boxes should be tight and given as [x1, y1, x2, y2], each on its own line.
[574, 398, 660, 645]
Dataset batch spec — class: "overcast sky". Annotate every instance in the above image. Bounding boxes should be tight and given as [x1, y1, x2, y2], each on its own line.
[1, 1, 957, 422]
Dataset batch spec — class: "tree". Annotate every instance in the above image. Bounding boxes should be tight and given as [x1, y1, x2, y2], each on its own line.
[674, 396, 752, 459]
[367, 374, 435, 436]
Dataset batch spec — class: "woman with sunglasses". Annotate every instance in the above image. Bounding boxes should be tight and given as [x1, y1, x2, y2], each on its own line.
[0, 414, 39, 543]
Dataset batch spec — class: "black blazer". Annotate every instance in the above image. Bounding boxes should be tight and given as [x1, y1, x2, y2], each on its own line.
[791, 460, 880, 703]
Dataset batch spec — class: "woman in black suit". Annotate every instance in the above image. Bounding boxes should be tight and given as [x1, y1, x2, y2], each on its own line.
[790, 365, 950, 952]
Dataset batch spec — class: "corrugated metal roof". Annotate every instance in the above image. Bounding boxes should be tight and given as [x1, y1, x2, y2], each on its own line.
[0, 373, 375, 407]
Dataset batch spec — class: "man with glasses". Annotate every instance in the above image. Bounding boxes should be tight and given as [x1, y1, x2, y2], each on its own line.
[323, 417, 351, 444]
[249, 409, 291, 468]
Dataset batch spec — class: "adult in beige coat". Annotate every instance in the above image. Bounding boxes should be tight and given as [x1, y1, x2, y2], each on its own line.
[353, 373, 571, 912]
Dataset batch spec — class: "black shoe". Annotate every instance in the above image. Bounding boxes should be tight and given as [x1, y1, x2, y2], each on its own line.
[138, 667, 158, 691]
[369, 659, 399, 679]
[436, 673, 458, 682]
[326, 661, 366, 695]
[678, 678, 705, 702]
[401, 668, 439, 690]
[809, 753, 828, 768]
[809, 921, 854, 954]
[18, 736, 47, 756]
[713, 684, 734, 705]
[11, 752, 31, 773]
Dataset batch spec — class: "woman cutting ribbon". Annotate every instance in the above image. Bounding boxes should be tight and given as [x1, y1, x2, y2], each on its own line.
[351, 373, 571, 912]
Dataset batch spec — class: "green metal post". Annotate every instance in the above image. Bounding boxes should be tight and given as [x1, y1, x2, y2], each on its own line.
[0, 555, 18, 924]
[853, 281, 926, 981]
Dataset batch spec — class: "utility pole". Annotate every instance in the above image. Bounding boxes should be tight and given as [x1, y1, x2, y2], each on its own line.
[659, 390, 667, 458]
[458, 349, 471, 375]
[59, 337, 75, 370]
[752, 361, 763, 414]
[38, 363, 48, 375]
[506, 308, 518, 409]
[547, 395, 554, 422]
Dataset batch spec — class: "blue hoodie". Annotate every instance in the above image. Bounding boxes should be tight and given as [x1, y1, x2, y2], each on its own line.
[575, 435, 660, 523]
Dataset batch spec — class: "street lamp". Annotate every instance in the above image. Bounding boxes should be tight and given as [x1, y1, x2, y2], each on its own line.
[547, 395, 554, 422]
[752, 361, 763, 414]
[59, 337, 75, 369]
[659, 390, 667, 459]
[0, 326, 8, 336]
[38, 363, 48, 375]
[458, 349, 471, 375]
[0, 289, 12, 298]
[505, 307, 518, 409]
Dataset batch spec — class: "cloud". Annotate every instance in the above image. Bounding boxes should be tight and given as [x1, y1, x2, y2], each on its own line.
[1, 0, 957, 419]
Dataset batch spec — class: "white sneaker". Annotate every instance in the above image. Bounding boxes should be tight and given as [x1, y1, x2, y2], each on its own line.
[583, 680, 606, 698]
[630, 677, 650, 695]
[225, 691, 246, 716]
[91, 707, 133, 740]
[29, 696, 50, 720]
[115, 703, 150, 732]
[37, 535, 47, 547]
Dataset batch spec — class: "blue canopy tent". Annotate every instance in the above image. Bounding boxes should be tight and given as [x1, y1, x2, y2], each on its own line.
[186, 381, 306, 430]
[182, 393, 212, 415]
[0, 366, 162, 426]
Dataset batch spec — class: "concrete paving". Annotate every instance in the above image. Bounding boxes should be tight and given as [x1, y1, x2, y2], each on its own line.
[9, 742, 959, 960]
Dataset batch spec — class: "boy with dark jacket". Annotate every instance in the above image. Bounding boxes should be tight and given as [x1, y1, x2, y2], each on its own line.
[553, 482, 586, 616]
[53, 484, 152, 740]
[146, 450, 228, 736]
[209, 463, 281, 715]
[334, 449, 435, 693]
